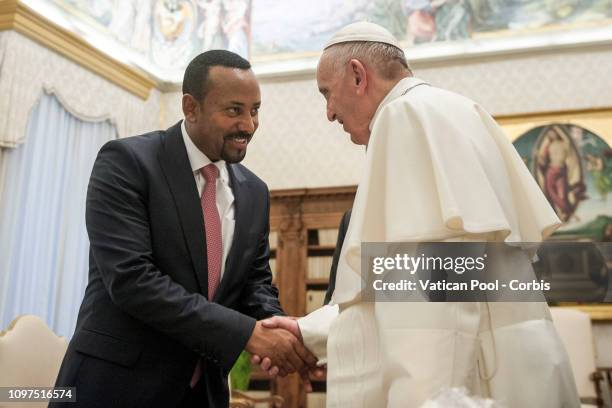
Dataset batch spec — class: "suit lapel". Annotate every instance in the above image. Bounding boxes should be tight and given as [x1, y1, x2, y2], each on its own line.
[158, 122, 208, 296]
[213, 163, 253, 302]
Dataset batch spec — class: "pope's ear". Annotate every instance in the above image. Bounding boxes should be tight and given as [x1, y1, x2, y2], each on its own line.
[348, 58, 368, 95]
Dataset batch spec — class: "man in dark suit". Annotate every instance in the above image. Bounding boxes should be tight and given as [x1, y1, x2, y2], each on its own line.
[51, 50, 316, 408]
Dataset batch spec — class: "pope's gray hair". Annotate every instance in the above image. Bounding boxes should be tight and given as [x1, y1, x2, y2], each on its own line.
[322, 41, 412, 79]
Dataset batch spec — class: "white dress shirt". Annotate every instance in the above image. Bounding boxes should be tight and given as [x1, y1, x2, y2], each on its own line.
[181, 120, 235, 280]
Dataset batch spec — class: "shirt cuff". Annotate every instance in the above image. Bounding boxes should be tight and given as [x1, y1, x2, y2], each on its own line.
[297, 304, 339, 364]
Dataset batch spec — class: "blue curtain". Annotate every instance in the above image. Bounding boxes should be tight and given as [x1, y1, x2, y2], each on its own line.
[0, 92, 117, 338]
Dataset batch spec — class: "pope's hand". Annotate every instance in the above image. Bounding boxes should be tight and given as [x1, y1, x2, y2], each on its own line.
[263, 315, 301, 338]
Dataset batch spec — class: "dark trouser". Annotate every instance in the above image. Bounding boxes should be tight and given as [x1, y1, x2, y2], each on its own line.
[50, 346, 199, 408]
[178, 380, 209, 408]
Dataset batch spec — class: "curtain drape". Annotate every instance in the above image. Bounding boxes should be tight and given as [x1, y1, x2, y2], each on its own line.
[0, 92, 116, 338]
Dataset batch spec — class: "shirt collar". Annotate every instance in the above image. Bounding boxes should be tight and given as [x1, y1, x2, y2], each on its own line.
[369, 76, 428, 131]
[181, 120, 229, 184]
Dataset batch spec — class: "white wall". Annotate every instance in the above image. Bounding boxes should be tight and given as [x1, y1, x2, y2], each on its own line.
[162, 43, 612, 190]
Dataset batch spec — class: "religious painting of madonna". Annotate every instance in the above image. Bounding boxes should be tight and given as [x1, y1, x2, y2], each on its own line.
[512, 122, 612, 304]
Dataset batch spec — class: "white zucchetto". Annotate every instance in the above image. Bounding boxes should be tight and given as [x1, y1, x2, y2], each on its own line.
[324, 21, 402, 49]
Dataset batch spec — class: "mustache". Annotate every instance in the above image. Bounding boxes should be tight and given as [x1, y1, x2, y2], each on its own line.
[224, 132, 252, 141]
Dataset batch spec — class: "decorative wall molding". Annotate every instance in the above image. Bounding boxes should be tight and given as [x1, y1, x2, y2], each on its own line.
[0, 31, 161, 147]
[0, 0, 156, 100]
[555, 305, 612, 321]
[497, 108, 612, 144]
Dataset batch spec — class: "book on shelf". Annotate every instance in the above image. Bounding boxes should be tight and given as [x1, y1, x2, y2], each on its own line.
[306, 392, 326, 408]
[306, 290, 327, 314]
[307, 256, 333, 280]
[268, 230, 278, 250]
[317, 228, 339, 246]
[269, 258, 276, 280]
[238, 390, 273, 407]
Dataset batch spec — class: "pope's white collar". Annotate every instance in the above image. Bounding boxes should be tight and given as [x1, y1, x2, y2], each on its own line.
[368, 77, 428, 131]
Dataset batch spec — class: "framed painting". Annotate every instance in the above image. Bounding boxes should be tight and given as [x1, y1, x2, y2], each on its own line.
[499, 109, 612, 320]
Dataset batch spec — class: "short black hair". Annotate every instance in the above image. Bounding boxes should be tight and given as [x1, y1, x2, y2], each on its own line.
[182, 50, 252, 101]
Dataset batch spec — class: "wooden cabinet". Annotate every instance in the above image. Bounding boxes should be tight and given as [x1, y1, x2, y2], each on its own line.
[249, 186, 356, 408]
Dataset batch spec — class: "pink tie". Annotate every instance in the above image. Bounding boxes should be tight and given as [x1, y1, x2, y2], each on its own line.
[201, 163, 222, 300]
[191, 163, 223, 388]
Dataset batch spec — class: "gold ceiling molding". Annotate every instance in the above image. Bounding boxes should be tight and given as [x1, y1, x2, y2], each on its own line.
[554, 304, 612, 321]
[0, 0, 157, 100]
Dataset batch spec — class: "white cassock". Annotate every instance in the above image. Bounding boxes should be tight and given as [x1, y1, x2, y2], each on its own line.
[299, 77, 580, 408]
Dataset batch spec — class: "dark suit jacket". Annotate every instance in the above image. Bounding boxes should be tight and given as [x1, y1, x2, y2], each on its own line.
[324, 209, 352, 305]
[51, 122, 283, 408]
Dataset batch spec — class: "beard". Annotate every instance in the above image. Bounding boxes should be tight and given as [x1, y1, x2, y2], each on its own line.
[220, 131, 252, 163]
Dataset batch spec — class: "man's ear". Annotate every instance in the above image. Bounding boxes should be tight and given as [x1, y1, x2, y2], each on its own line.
[349, 59, 368, 96]
[182, 94, 198, 122]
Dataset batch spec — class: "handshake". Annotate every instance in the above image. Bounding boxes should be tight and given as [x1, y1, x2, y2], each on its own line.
[245, 316, 324, 392]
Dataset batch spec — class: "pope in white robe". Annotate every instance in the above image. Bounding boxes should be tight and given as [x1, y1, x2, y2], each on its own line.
[261, 22, 580, 408]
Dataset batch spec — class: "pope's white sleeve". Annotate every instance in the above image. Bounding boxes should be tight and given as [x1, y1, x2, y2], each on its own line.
[297, 304, 339, 365]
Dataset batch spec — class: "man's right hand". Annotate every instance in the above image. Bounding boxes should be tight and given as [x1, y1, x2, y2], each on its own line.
[250, 316, 325, 392]
[245, 321, 317, 377]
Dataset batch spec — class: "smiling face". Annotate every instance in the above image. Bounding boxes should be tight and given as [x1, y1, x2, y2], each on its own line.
[182, 66, 261, 163]
[316, 53, 375, 146]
